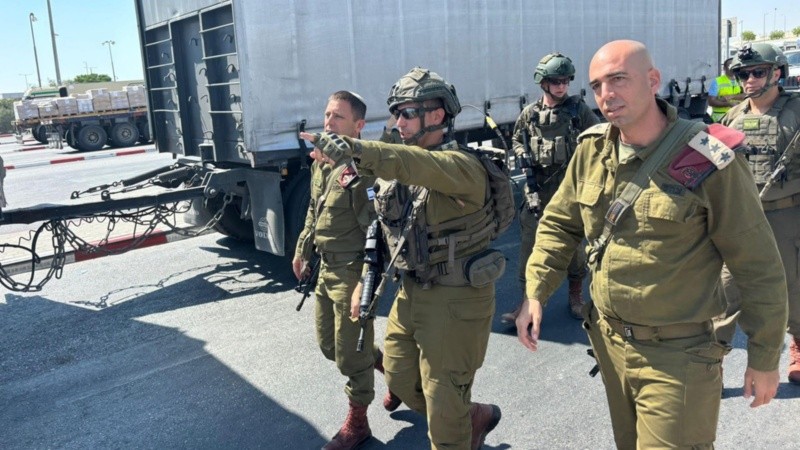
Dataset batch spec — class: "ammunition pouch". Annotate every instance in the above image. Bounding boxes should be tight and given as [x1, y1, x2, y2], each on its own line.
[464, 248, 506, 288]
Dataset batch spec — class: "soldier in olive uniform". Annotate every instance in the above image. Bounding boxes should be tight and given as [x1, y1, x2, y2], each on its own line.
[500, 52, 600, 324]
[516, 40, 787, 448]
[302, 68, 502, 450]
[292, 91, 388, 450]
[715, 43, 800, 384]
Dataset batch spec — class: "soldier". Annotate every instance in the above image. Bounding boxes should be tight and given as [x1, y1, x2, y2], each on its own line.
[707, 57, 745, 123]
[715, 43, 800, 384]
[292, 91, 392, 450]
[302, 67, 503, 450]
[516, 40, 787, 448]
[500, 52, 600, 324]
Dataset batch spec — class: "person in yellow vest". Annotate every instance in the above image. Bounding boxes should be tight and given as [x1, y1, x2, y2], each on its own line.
[708, 57, 745, 122]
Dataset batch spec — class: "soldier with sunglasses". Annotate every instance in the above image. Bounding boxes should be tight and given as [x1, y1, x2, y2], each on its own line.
[715, 43, 800, 385]
[500, 53, 600, 324]
[301, 67, 503, 449]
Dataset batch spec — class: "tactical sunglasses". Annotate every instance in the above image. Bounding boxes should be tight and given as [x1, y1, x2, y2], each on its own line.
[735, 67, 769, 81]
[392, 107, 429, 120]
[546, 77, 571, 86]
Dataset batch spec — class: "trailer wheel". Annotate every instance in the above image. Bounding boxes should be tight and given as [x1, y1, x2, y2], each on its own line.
[110, 123, 140, 148]
[207, 194, 255, 242]
[33, 125, 48, 144]
[77, 125, 108, 152]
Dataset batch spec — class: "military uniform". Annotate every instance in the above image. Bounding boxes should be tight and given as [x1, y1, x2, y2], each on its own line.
[512, 96, 599, 290]
[526, 99, 787, 448]
[717, 90, 800, 345]
[326, 136, 497, 449]
[294, 161, 378, 407]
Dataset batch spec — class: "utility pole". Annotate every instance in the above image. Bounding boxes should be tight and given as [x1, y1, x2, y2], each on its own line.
[83, 61, 96, 75]
[19, 73, 32, 91]
[29, 13, 42, 87]
[47, 0, 62, 85]
[102, 40, 117, 81]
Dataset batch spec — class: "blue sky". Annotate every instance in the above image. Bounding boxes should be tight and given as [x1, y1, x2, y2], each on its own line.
[1, 1, 799, 94]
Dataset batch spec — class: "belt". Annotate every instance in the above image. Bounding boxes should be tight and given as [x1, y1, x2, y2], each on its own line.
[761, 193, 800, 211]
[601, 313, 712, 341]
[320, 251, 364, 264]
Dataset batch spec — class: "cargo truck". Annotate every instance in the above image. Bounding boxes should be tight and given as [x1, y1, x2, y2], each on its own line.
[0, 0, 722, 290]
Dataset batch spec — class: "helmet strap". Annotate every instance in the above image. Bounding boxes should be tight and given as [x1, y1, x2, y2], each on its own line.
[744, 66, 777, 99]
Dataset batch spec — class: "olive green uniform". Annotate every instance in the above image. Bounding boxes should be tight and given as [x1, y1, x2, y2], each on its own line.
[512, 96, 600, 287]
[294, 161, 379, 407]
[349, 138, 495, 449]
[526, 100, 787, 448]
[716, 90, 800, 343]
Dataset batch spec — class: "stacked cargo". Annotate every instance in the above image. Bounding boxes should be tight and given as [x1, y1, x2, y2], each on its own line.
[38, 101, 58, 118]
[88, 88, 112, 112]
[110, 91, 130, 110]
[73, 93, 94, 114]
[124, 85, 147, 107]
[55, 97, 79, 115]
[13, 101, 39, 121]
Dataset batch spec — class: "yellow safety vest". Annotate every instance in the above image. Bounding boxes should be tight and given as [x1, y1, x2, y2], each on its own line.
[711, 75, 742, 121]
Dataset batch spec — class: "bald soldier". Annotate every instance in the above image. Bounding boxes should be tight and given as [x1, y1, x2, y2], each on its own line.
[516, 40, 787, 448]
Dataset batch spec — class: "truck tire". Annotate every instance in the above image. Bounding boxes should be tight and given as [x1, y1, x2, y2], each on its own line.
[110, 123, 139, 148]
[77, 125, 108, 152]
[137, 121, 151, 143]
[207, 194, 255, 242]
[33, 125, 48, 144]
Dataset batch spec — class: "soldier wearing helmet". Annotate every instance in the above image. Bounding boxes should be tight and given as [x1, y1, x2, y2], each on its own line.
[301, 67, 502, 449]
[715, 43, 800, 385]
[500, 53, 600, 324]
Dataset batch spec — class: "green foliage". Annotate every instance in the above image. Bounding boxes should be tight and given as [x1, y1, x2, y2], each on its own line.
[0, 99, 16, 134]
[73, 73, 112, 83]
[793, 26, 800, 37]
[769, 30, 785, 40]
[742, 30, 756, 41]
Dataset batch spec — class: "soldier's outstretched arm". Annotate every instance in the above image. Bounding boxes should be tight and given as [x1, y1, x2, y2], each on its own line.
[516, 298, 543, 352]
[743, 367, 779, 408]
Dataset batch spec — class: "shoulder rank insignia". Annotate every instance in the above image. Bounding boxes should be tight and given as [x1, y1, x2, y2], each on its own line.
[668, 124, 745, 190]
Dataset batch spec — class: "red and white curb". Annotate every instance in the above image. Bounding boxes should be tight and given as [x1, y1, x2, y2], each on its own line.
[1, 228, 208, 277]
[4, 146, 158, 170]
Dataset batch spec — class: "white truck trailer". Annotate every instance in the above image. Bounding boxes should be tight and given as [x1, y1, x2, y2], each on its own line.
[0, 0, 721, 289]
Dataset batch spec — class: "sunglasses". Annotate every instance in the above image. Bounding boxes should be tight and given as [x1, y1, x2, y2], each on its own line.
[735, 68, 769, 81]
[392, 107, 429, 120]
[546, 78, 571, 86]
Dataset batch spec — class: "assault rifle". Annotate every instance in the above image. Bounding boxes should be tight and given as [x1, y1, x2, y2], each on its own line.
[295, 254, 320, 311]
[517, 111, 543, 213]
[356, 219, 385, 352]
[759, 131, 800, 199]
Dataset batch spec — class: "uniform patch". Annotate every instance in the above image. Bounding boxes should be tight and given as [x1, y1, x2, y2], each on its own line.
[660, 183, 685, 196]
[742, 117, 760, 130]
[687, 130, 735, 170]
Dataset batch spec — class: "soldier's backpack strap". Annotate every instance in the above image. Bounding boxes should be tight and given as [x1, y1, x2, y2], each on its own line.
[586, 119, 705, 267]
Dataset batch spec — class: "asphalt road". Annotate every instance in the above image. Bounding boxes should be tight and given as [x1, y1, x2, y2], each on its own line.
[1, 135, 798, 449]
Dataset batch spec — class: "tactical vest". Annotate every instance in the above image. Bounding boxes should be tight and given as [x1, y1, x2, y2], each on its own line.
[525, 95, 583, 190]
[373, 143, 512, 287]
[729, 93, 800, 188]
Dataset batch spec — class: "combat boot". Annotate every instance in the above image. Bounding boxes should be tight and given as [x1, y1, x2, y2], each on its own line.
[322, 400, 371, 450]
[789, 335, 800, 385]
[567, 278, 585, 320]
[373, 349, 403, 411]
[470, 402, 501, 450]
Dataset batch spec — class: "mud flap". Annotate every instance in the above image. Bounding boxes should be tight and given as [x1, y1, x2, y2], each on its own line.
[244, 170, 284, 255]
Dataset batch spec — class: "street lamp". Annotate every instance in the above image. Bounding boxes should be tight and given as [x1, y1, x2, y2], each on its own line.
[763, 11, 769, 40]
[102, 40, 117, 81]
[28, 13, 42, 87]
[46, 0, 61, 85]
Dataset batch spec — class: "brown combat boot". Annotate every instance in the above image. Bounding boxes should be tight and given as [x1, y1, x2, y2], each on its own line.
[374, 349, 403, 411]
[470, 402, 501, 450]
[567, 278, 585, 320]
[789, 336, 800, 385]
[322, 400, 371, 450]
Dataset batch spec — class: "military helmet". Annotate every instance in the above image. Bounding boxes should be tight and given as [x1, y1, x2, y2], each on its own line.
[387, 67, 461, 118]
[730, 43, 789, 79]
[533, 52, 576, 84]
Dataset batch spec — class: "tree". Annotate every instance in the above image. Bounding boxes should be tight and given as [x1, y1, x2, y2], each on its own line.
[769, 30, 785, 40]
[0, 99, 16, 134]
[73, 73, 112, 83]
[742, 30, 756, 41]
[793, 26, 800, 37]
